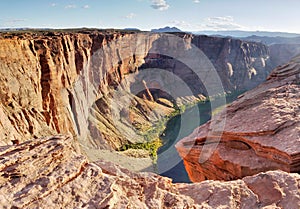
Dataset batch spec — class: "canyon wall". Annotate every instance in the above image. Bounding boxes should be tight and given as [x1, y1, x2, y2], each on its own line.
[244, 35, 300, 69]
[269, 44, 300, 67]
[192, 35, 271, 90]
[176, 55, 300, 182]
[0, 31, 162, 150]
[0, 30, 273, 160]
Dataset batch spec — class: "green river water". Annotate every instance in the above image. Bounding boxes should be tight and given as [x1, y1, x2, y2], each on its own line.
[157, 93, 242, 183]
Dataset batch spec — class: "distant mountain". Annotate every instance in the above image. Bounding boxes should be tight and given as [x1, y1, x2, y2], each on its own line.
[0, 28, 33, 32]
[194, 30, 300, 38]
[151, 26, 182, 33]
[242, 35, 300, 45]
[123, 28, 141, 32]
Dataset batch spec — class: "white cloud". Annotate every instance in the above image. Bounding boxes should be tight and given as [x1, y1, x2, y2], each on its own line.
[0, 18, 27, 27]
[150, 0, 170, 11]
[206, 16, 234, 22]
[83, 5, 90, 9]
[65, 4, 77, 9]
[8, 19, 26, 23]
[125, 13, 136, 19]
[50, 3, 57, 7]
[193, 0, 200, 3]
[169, 20, 191, 29]
[201, 16, 247, 30]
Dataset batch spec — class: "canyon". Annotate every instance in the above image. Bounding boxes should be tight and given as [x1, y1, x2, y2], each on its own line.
[0, 29, 299, 208]
[0, 29, 275, 170]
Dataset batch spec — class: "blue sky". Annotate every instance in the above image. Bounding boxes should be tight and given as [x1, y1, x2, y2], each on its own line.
[0, 0, 300, 33]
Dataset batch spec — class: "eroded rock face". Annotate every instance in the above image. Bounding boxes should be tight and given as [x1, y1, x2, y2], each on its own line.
[269, 44, 300, 67]
[0, 30, 272, 149]
[176, 55, 300, 182]
[0, 135, 299, 208]
[0, 31, 163, 149]
[192, 35, 272, 90]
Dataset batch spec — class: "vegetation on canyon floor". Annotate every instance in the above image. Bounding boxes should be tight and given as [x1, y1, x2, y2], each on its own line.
[118, 90, 246, 163]
[119, 138, 162, 161]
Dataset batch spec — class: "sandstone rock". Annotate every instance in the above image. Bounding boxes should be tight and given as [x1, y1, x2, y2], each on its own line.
[176, 55, 300, 182]
[179, 170, 300, 209]
[192, 35, 272, 90]
[0, 135, 194, 208]
[0, 31, 165, 149]
[0, 135, 299, 208]
[0, 30, 273, 172]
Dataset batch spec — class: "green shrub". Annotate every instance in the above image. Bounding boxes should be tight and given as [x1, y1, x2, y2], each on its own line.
[119, 138, 162, 161]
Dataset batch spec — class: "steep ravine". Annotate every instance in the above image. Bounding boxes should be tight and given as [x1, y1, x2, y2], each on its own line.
[0, 29, 273, 172]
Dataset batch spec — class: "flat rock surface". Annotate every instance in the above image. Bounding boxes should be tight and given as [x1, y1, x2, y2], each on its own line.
[0, 135, 299, 208]
[176, 55, 300, 182]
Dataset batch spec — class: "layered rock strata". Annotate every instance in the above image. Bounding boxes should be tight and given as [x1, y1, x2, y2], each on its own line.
[0, 30, 272, 167]
[176, 55, 300, 182]
[0, 30, 269, 148]
[0, 135, 299, 208]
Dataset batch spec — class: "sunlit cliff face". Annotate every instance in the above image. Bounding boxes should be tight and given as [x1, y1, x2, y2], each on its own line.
[0, 31, 273, 157]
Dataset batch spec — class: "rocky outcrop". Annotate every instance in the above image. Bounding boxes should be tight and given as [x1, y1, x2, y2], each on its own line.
[0, 135, 192, 208]
[0, 135, 299, 208]
[179, 171, 300, 209]
[176, 55, 300, 182]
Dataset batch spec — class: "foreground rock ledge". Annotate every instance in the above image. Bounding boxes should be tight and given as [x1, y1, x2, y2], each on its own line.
[0, 135, 299, 208]
[176, 55, 300, 182]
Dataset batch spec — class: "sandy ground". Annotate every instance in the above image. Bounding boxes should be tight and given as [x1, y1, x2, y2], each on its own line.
[81, 146, 156, 173]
